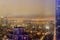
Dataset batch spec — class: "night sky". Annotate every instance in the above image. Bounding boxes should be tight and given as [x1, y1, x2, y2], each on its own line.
[0, 0, 55, 18]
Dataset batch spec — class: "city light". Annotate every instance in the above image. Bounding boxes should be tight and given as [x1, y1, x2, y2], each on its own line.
[17, 25, 21, 27]
[0, 16, 4, 18]
[45, 25, 50, 29]
[39, 26, 42, 29]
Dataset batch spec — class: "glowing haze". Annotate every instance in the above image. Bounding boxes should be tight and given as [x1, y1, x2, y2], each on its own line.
[0, 0, 55, 18]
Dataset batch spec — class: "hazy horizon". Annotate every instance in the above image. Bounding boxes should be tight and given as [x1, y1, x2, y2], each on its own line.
[0, 0, 55, 18]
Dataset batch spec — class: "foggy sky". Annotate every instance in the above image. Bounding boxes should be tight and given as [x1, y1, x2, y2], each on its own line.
[0, 0, 55, 18]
